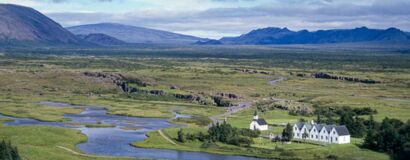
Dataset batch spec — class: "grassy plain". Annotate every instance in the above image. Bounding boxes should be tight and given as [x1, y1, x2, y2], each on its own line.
[0, 44, 410, 159]
[133, 127, 390, 160]
[0, 119, 129, 160]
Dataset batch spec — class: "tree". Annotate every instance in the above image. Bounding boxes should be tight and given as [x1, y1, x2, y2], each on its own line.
[282, 123, 293, 142]
[377, 118, 401, 154]
[0, 140, 21, 160]
[357, 117, 367, 136]
[316, 114, 322, 123]
[363, 118, 410, 159]
[363, 128, 377, 149]
[177, 129, 185, 143]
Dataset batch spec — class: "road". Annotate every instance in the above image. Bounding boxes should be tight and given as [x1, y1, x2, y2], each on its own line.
[209, 76, 287, 125]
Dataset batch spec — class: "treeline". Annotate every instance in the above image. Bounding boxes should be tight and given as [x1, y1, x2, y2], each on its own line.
[177, 121, 260, 147]
[314, 106, 377, 137]
[0, 140, 21, 160]
[363, 117, 410, 160]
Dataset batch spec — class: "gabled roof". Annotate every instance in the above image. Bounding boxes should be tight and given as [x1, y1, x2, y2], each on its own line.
[324, 125, 335, 133]
[334, 125, 350, 136]
[256, 118, 268, 125]
[304, 123, 313, 130]
[295, 122, 304, 129]
[314, 124, 324, 131]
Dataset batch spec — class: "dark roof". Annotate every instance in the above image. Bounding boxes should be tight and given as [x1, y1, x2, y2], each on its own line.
[314, 124, 324, 131]
[305, 123, 313, 130]
[334, 125, 350, 136]
[256, 118, 268, 125]
[295, 122, 304, 129]
[324, 125, 335, 133]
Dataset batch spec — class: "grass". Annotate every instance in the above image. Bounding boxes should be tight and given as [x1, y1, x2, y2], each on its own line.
[0, 99, 82, 122]
[0, 119, 130, 160]
[84, 123, 116, 128]
[1, 46, 409, 159]
[133, 126, 389, 160]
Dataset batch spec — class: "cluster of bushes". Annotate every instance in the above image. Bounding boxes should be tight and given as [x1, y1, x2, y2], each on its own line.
[363, 117, 410, 160]
[177, 121, 260, 147]
[288, 106, 314, 116]
[256, 101, 313, 116]
[0, 140, 21, 160]
[172, 116, 212, 127]
[315, 106, 372, 137]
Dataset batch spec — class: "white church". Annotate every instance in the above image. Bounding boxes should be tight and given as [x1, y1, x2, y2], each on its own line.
[250, 111, 268, 131]
[293, 120, 350, 144]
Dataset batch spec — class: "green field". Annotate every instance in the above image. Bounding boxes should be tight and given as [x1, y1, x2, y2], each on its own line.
[1, 45, 409, 159]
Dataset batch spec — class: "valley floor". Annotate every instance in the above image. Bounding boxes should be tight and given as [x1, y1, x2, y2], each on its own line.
[0, 46, 409, 159]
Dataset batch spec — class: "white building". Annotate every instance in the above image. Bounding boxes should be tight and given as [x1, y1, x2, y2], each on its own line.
[250, 111, 268, 131]
[293, 121, 350, 144]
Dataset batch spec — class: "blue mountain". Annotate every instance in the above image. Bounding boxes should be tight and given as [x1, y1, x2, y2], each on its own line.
[0, 4, 81, 45]
[200, 27, 410, 45]
[67, 23, 207, 44]
[76, 33, 126, 46]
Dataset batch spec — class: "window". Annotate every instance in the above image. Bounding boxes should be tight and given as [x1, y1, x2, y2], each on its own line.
[336, 137, 338, 141]
[316, 135, 318, 139]
[321, 136, 323, 139]
[326, 136, 328, 140]
[311, 135, 313, 138]
[333, 131, 336, 134]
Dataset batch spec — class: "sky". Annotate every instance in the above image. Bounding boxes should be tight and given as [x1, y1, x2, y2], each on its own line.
[1, 0, 410, 39]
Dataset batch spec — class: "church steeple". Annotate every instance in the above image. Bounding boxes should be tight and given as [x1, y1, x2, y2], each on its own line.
[253, 110, 258, 120]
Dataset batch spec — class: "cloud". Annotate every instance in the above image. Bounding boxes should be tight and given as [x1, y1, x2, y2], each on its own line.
[15, 0, 410, 38]
[48, 0, 115, 3]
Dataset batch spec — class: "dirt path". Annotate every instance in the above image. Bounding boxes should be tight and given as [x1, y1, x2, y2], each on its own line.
[209, 77, 287, 125]
[268, 77, 287, 86]
[56, 146, 124, 159]
[158, 129, 177, 145]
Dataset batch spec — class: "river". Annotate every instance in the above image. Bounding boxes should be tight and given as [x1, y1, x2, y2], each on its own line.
[0, 101, 262, 160]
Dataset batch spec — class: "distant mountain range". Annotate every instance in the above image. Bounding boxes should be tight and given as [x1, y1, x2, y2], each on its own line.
[0, 4, 80, 46]
[0, 3, 409, 47]
[0, 4, 204, 46]
[67, 23, 206, 44]
[197, 27, 410, 45]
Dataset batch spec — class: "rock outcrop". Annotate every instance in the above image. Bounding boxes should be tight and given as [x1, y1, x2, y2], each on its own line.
[312, 72, 381, 84]
[234, 68, 272, 75]
[83, 72, 238, 107]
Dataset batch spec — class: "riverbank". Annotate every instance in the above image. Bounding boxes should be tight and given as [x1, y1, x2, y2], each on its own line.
[132, 127, 272, 159]
[133, 126, 390, 160]
[0, 118, 129, 160]
[1, 102, 262, 160]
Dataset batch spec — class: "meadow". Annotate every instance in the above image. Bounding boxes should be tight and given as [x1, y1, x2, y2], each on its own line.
[0, 44, 409, 159]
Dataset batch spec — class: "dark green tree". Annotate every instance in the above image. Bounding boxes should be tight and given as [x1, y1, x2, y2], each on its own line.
[282, 123, 293, 142]
[177, 129, 186, 143]
[0, 140, 21, 160]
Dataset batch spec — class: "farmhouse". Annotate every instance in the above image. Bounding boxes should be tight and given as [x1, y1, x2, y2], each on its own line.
[293, 121, 350, 144]
[250, 111, 268, 131]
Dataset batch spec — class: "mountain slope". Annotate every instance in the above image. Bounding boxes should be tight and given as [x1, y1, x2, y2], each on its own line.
[0, 4, 80, 45]
[76, 33, 126, 46]
[210, 27, 410, 45]
[67, 23, 206, 44]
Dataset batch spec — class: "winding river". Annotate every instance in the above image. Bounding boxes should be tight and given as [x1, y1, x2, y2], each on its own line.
[0, 101, 262, 160]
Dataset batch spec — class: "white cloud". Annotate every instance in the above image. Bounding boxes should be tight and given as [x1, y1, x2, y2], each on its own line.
[2, 0, 410, 38]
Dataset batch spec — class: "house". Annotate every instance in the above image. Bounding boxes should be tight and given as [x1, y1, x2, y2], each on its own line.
[250, 111, 268, 131]
[293, 120, 350, 144]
